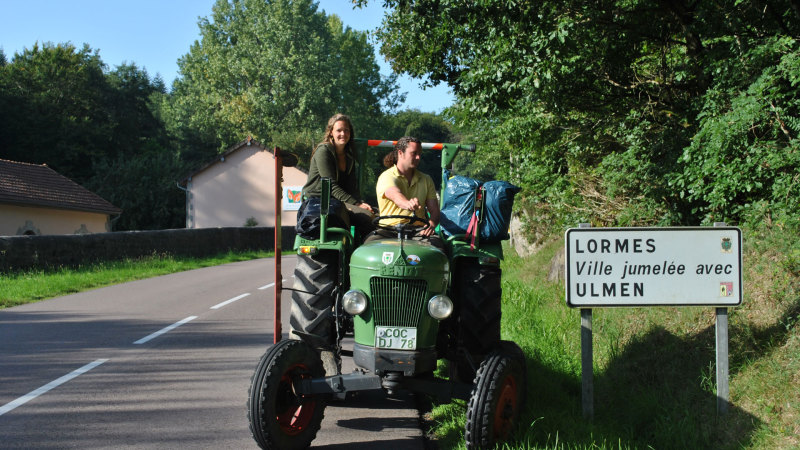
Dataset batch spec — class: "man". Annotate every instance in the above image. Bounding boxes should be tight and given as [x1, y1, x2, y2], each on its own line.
[369, 136, 444, 249]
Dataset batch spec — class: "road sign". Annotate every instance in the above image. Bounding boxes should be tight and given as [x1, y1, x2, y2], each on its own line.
[565, 227, 742, 307]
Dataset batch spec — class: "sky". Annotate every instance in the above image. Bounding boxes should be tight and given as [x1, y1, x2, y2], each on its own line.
[0, 0, 454, 112]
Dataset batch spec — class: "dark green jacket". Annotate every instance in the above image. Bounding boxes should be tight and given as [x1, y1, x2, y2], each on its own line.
[301, 142, 361, 205]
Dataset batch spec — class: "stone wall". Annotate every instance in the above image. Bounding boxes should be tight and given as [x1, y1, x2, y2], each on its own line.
[0, 227, 296, 272]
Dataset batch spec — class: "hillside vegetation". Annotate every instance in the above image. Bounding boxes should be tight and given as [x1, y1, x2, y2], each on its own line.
[373, 6, 800, 444]
[428, 222, 799, 449]
[375, 1, 799, 243]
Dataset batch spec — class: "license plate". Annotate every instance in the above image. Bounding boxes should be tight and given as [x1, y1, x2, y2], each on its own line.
[375, 326, 417, 350]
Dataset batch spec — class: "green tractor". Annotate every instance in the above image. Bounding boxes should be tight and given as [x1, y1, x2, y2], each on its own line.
[247, 139, 526, 450]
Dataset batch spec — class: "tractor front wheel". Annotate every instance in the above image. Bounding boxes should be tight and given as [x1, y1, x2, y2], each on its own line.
[464, 341, 527, 450]
[247, 339, 327, 450]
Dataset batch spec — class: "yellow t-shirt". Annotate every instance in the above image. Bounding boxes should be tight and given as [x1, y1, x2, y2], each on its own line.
[376, 165, 437, 225]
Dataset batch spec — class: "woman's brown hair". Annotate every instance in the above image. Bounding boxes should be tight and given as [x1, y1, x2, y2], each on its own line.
[316, 113, 355, 154]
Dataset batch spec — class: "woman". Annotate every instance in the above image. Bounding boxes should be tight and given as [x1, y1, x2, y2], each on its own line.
[301, 113, 375, 237]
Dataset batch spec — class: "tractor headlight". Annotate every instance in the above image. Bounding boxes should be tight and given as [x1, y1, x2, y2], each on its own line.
[342, 289, 368, 315]
[428, 295, 453, 320]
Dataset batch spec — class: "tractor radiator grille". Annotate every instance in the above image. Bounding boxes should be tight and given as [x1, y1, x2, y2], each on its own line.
[369, 278, 428, 327]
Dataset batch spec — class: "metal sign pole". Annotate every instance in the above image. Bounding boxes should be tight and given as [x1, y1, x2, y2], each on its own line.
[581, 308, 594, 420]
[578, 222, 593, 420]
[714, 222, 729, 415]
[716, 307, 729, 415]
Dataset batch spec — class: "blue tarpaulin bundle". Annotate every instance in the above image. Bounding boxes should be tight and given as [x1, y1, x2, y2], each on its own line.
[439, 174, 520, 243]
[480, 180, 521, 242]
[440, 175, 481, 237]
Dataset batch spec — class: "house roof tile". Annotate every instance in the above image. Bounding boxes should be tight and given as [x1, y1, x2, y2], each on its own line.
[0, 159, 122, 215]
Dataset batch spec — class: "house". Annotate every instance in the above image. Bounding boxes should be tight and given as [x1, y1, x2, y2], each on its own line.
[0, 159, 122, 236]
[180, 138, 307, 228]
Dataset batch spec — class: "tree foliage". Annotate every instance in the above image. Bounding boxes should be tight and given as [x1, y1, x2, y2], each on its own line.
[368, 0, 800, 233]
[85, 149, 186, 231]
[167, 0, 403, 166]
[0, 43, 113, 183]
[0, 1, 416, 232]
[368, 110, 457, 200]
[0, 43, 182, 230]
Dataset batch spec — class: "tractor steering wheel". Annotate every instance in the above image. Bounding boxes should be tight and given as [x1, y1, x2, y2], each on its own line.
[372, 214, 431, 237]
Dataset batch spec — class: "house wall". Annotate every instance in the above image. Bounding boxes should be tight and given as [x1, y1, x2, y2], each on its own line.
[0, 204, 110, 236]
[187, 146, 306, 228]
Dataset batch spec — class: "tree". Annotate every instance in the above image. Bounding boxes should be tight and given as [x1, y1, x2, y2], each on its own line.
[167, 0, 402, 167]
[387, 110, 455, 187]
[85, 63, 185, 231]
[366, 0, 800, 232]
[351, 110, 456, 203]
[106, 63, 170, 158]
[326, 14, 405, 139]
[0, 44, 187, 230]
[86, 149, 186, 231]
[0, 43, 113, 183]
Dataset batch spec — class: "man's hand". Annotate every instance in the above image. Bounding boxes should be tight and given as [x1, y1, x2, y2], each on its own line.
[403, 198, 421, 211]
[384, 187, 420, 212]
[420, 219, 436, 236]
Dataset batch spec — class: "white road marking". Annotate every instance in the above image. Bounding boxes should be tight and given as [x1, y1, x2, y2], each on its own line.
[133, 316, 197, 344]
[3, 264, 291, 417]
[210, 293, 251, 309]
[0, 359, 109, 417]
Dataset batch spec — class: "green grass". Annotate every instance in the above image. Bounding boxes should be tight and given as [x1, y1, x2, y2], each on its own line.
[0, 250, 273, 308]
[428, 225, 800, 449]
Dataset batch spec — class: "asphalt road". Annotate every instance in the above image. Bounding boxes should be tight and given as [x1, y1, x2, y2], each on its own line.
[0, 256, 426, 449]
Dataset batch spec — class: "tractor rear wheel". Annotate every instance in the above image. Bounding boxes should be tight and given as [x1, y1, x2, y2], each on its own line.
[247, 339, 327, 450]
[289, 252, 340, 375]
[453, 260, 502, 382]
[464, 341, 527, 449]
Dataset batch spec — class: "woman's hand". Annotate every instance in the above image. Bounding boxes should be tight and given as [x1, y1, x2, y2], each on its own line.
[357, 202, 375, 214]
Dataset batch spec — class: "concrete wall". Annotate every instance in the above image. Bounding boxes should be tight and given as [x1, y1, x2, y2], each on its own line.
[0, 226, 296, 272]
[187, 146, 307, 228]
[0, 204, 111, 236]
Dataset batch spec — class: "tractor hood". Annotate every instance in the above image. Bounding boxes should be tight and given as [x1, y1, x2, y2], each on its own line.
[350, 238, 449, 279]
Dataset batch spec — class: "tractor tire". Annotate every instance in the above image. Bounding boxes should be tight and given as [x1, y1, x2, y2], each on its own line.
[453, 260, 502, 382]
[247, 339, 327, 450]
[289, 252, 340, 375]
[464, 341, 527, 450]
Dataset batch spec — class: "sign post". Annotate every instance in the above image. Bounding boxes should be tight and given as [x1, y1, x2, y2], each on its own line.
[714, 222, 730, 415]
[578, 223, 593, 420]
[565, 226, 742, 417]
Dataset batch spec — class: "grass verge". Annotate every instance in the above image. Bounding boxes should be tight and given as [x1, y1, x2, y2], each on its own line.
[427, 224, 799, 449]
[0, 250, 273, 309]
